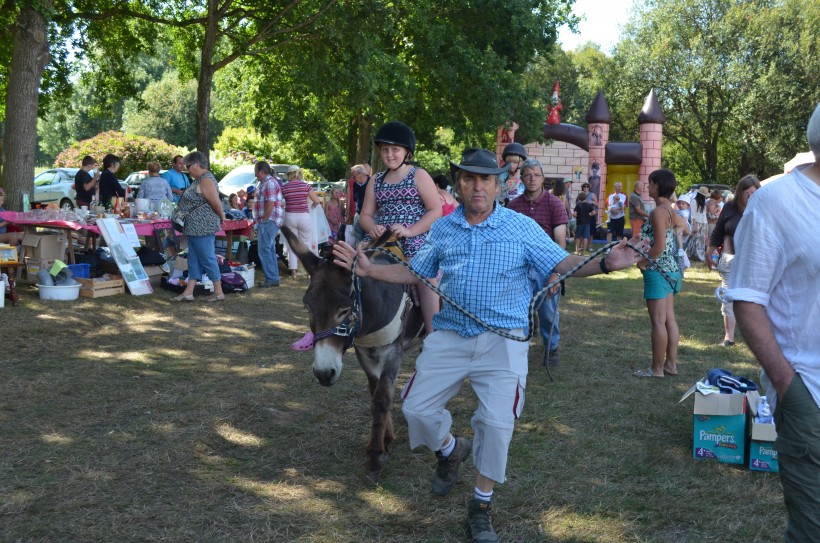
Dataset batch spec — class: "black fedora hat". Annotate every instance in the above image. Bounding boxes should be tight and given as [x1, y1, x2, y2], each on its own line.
[450, 148, 510, 175]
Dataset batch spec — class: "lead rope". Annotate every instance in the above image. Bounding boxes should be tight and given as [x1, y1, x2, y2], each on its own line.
[353, 241, 677, 344]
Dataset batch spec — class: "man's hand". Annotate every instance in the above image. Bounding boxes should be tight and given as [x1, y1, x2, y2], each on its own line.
[606, 238, 645, 271]
[547, 272, 561, 296]
[332, 240, 373, 277]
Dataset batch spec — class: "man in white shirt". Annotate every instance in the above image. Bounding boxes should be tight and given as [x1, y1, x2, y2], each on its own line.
[726, 103, 820, 543]
[605, 182, 626, 244]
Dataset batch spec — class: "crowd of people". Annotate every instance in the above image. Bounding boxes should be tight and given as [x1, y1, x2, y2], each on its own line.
[330, 112, 820, 543]
[18, 109, 814, 543]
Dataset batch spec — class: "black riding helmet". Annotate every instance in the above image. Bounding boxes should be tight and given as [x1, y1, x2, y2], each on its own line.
[374, 121, 416, 154]
[501, 142, 527, 161]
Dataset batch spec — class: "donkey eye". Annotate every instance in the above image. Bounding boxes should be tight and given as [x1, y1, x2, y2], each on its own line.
[336, 307, 352, 320]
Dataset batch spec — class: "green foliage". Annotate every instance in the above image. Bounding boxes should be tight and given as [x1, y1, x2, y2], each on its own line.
[121, 71, 200, 148]
[607, 0, 820, 183]
[208, 149, 255, 181]
[213, 127, 285, 161]
[414, 149, 451, 178]
[54, 130, 181, 178]
[228, 0, 578, 170]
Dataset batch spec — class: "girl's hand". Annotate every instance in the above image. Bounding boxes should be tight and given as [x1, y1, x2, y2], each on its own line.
[390, 224, 411, 238]
[706, 249, 717, 270]
[369, 225, 386, 238]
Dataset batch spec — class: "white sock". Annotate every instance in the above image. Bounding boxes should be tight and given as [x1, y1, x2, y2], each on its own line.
[474, 487, 493, 502]
[439, 435, 456, 457]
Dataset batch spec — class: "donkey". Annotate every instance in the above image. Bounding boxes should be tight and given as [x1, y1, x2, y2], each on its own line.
[281, 227, 425, 486]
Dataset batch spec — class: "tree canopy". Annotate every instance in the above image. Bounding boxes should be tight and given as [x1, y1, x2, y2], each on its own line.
[610, 0, 820, 185]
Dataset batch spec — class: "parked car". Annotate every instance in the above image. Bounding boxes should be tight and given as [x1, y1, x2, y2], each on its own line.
[32, 168, 80, 209]
[32, 168, 131, 209]
[217, 165, 257, 199]
[217, 164, 297, 198]
[125, 170, 167, 194]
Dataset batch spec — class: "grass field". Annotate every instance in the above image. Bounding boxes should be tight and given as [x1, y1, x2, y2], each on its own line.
[0, 261, 785, 542]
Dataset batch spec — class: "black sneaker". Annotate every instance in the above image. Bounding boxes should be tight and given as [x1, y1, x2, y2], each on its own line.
[467, 498, 499, 543]
[431, 436, 471, 496]
[258, 281, 280, 288]
[544, 348, 559, 368]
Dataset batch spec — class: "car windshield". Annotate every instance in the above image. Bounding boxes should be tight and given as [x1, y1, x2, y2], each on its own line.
[218, 166, 257, 197]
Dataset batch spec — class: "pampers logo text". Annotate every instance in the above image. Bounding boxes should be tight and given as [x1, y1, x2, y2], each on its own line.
[699, 426, 737, 450]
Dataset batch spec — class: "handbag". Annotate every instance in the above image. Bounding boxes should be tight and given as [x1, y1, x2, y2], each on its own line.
[171, 190, 208, 232]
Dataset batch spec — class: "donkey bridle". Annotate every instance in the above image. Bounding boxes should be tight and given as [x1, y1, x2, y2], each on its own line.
[311, 276, 363, 352]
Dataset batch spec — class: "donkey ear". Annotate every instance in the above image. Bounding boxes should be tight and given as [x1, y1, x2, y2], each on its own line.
[281, 225, 322, 274]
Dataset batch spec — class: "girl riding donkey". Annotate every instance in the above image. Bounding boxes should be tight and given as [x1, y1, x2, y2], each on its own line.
[291, 121, 441, 352]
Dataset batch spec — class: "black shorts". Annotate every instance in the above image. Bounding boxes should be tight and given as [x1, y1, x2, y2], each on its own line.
[608, 217, 625, 237]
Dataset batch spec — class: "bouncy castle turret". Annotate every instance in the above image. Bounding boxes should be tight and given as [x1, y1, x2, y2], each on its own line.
[585, 91, 612, 205]
[637, 89, 666, 193]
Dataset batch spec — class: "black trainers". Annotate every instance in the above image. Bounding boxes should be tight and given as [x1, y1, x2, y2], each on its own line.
[467, 498, 499, 543]
[431, 436, 471, 496]
[544, 348, 559, 368]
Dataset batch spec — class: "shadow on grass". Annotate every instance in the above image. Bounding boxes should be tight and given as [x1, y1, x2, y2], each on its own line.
[0, 266, 785, 542]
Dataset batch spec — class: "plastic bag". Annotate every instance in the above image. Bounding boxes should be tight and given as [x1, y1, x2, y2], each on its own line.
[309, 204, 332, 255]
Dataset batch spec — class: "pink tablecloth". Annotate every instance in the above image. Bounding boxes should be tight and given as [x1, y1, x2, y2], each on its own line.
[0, 212, 252, 237]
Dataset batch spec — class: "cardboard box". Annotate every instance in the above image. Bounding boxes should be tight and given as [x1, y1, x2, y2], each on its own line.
[143, 265, 165, 287]
[23, 257, 57, 283]
[22, 233, 67, 260]
[232, 265, 256, 289]
[747, 391, 779, 472]
[681, 380, 747, 465]
[77, 275, 125, 298]
[0, 244, 18, 264]
[173, 256, 188, 272]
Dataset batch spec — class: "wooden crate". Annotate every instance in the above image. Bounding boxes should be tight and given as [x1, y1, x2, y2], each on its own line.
[77, 275, 125, 298]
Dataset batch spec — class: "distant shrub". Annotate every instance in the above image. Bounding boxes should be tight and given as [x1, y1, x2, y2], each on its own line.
[209, 149, 255, 181]
[415, 149, 451, 177]
[54, 131, 183, 178]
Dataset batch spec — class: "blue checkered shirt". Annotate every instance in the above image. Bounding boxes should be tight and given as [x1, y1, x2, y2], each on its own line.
[412, 204, 568, 337]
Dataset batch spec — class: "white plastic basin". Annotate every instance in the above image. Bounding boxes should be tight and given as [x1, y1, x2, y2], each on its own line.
[37, 283, 81, 301]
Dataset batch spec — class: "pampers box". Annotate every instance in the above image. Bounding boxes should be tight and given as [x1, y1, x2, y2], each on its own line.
[747, 391, 779, 473]
[681, 381, 747, 465]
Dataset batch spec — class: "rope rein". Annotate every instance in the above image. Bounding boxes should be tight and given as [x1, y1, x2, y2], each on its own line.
[353, 241, 678, 343]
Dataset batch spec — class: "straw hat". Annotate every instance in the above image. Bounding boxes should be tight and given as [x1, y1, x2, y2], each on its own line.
[697, 186, 710, 196]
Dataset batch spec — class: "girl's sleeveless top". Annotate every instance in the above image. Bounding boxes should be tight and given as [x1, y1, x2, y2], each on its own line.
[640, 206, 680, 273]
[372, 167, 428, 258]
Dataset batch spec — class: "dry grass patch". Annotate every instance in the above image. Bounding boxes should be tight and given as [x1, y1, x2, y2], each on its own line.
[0, 266, 785, 542]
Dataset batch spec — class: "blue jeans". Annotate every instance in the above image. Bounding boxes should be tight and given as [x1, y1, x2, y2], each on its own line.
[257, 220, 280, 284]
[187, 234, 220, 283]
[353, 214, 365, 245]
[531, 271, 560, 351]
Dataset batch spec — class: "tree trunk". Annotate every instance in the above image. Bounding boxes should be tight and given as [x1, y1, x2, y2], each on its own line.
[346, 116, 358, 166]
[195, 0, 219, 160]
[2, 4, 51, 210]
[356, 114, 372, 167]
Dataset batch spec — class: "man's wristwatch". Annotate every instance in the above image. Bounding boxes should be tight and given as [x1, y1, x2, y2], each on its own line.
[599, 257, 611, 274]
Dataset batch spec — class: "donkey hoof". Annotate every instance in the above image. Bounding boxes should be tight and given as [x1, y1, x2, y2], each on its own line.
[363, 470, 381, 488]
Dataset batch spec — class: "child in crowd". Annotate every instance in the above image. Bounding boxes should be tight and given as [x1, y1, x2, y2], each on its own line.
[242, 186, 255, 220]
[324, 188, 345, 240]
[573, 187, 596, 255]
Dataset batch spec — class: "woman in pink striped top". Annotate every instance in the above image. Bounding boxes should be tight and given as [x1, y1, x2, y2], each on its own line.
[281, 166, 321, 277]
